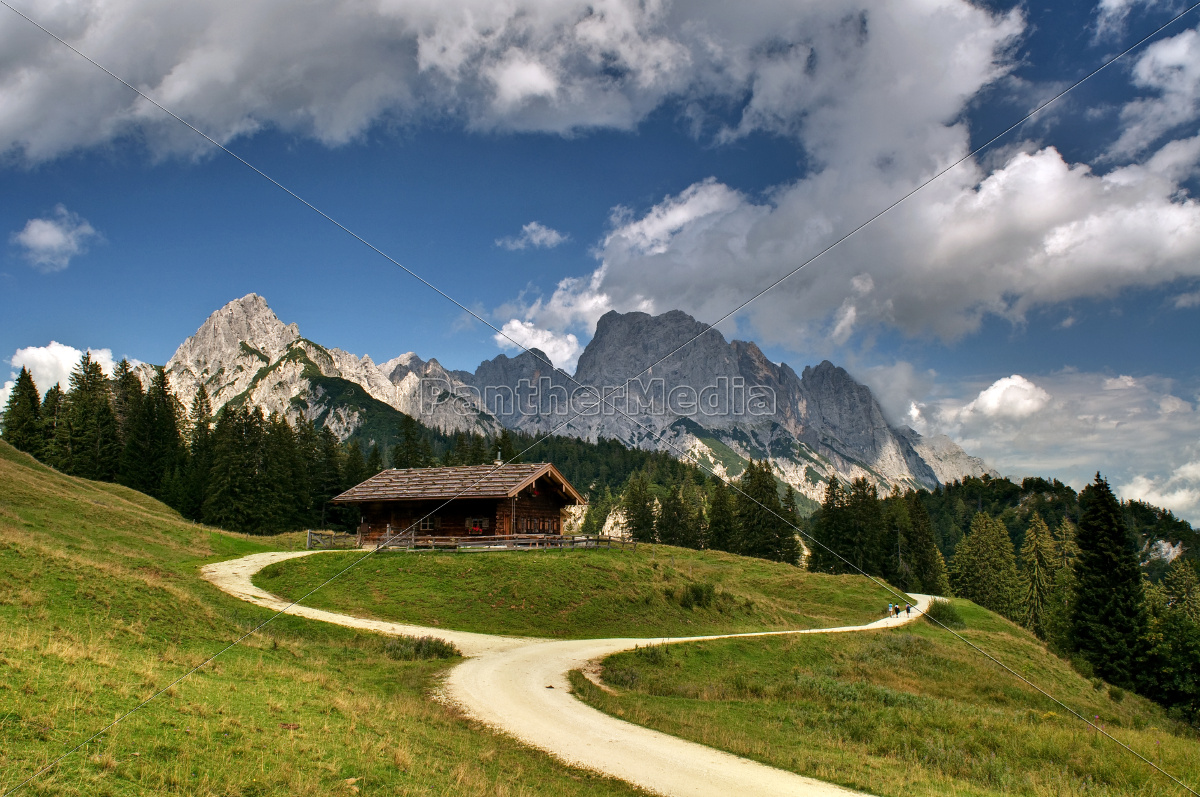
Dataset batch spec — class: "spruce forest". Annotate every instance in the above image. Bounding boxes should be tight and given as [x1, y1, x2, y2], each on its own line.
[3, 353, 1199, 722]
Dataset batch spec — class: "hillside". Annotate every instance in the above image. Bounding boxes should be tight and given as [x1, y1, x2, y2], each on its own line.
[0, 440, 638, 796]
[573, 600, 1200, 796]
[252, 544, 898, 639]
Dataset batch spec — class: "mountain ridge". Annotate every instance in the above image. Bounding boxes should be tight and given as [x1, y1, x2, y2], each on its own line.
[141, 294, 993, 501]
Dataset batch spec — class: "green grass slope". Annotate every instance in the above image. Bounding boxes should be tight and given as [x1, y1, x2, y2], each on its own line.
[0, 441, 639, 797]
[253, 546, 898, 639]
[571, 599, 1200, 796]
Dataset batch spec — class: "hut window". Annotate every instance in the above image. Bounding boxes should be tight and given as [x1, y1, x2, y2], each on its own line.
[465, 518, 490, 531]
[553, 519, 560, 532]
[420, 516, 440, 532]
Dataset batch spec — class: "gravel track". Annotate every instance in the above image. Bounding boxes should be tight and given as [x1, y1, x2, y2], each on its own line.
[202, 550, 931, 797]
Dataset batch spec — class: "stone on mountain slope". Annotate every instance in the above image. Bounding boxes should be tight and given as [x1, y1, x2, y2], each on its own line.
[140, 294, 500, 441]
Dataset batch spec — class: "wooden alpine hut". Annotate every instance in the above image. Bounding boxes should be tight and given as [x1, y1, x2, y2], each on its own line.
[332, 462, 586, 546]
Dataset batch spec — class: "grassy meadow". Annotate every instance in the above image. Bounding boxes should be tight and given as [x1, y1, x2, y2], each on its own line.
[0, 441, 642, 796]
[252, 545, 898, 639]
[571, 599, 1200, 796]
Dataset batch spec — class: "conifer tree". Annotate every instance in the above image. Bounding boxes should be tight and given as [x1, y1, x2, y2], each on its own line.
[679, 479, 706, 550]
[1070, 474, 1146, 688]
[845, 478, 884, 576]
[950, 512, 1021, 621]
[622, 471, 656, 543]
[343, 439, 368, 489]
[495, 428, 518, 463]
[1163, 558, 1200, 624]
[905, 493, 951, 596]
[40, 384, 66, 467]
[1, 366, 43, 458]
[466, 433, 488, 466]
[734, 460, 797, 564]
[1019, 512, 1057, 638]
[61, 352, 120, 481]
[316, 426, 345, 528]
[655, 481, 688, 547]
[203, 406, 271, 533]
[391, 414, 422, 469]
[110, 359, 143, 447]
[261, 413, 306, 532]
[808, 477, 849, 573]
[1140, 576, 1200, 717]
[881, 490, 914, 590]
[580, 486, 614, 536]
[179, 385, 214, 520]
[706, 479, 736, 553]
[366, 444, 385, 476]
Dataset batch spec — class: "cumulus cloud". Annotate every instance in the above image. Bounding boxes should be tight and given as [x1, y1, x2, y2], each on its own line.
[10, 205, 99, 272]
[1120, 460, 1200, 522]
[495, 221, 569, 250]
[492, 319, 582, 372]
[961, 375, 1051, 419]
[907, 368, 1200, 522]
[1, 0, 1019, 160]
[0, 341, 119, 406]
[1110, 27, 1200, 157]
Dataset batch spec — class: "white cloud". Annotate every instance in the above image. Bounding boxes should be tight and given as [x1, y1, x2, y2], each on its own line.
[10, 205, 99, 272]
[2, 0, 1023, 160]
[492, 319, 581, 372]
[1174, 289, 1200, 308]
[495, 221, 569, 251]
[961, 375, 1051, 419]
[1120, 460, 1200, 521]
[1111, 28, 1200, 157]
[1094, 0, 1162, 39]
[908, 369, 1200, 522]
[1, 341, 119, 406]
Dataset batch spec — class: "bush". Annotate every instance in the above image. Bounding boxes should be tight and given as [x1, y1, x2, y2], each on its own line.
[923, 598, 966, 630]
[680, 582, 716, 610]
[382, 635, 460, 661]
[634, 643, 672, 665]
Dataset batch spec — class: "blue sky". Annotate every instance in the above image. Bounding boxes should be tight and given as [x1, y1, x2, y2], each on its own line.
[2, 0, 1200, 519]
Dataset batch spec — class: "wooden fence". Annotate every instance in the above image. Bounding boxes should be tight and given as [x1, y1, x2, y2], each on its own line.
[374, 532, 637, 553]
[306, 530, 358, 550]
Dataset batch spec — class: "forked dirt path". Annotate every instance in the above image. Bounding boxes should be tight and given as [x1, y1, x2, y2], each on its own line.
[202, 550, 932, 797]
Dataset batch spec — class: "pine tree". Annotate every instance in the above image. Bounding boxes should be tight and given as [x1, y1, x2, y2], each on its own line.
[202, 406, 267, 533]
[391, 415, 422, 470]
[845, 478, 884, 576]
[1, 366, 43, 459]
[1140, 577, 1200, 718]
[734, 461, 796, 564]
[316, 427, 345, 528]
[61, 352, 120, 482]
[950, 512, 1021, 621]
[179, 385, 214, 521]
[580, 486, 614, 537]
[881, 490, 914, 590]
[679, 479, 706, 550]
[706, 479, 736, 553]
[1163, 559, 1200, 624]
[343, 439, 368, 490]
[808, 477, 849, 573]
[117, 366, 181, 498]
[656, 481, 688, 547]
[466, 434, 488, 466]
[110, 359, 143, 447]
[40, 384, 66, 467]
[366, 444, 385, 476]
[905, 493, 951, 596]
[622, 471, 656, 543]
[1070, 474, 1147, 689]
[496, 428, 518, 463]
[1019, 512, 1057, 638]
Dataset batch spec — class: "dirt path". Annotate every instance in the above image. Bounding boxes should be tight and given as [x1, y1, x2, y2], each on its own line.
[202, 551, 931, 797]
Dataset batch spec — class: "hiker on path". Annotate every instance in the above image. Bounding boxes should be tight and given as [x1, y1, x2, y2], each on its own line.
[906, 604, 912, 617]
[888, 603, 893, 617]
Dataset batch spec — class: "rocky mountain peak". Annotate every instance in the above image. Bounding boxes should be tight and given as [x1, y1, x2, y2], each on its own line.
[174, 293, 300, 370]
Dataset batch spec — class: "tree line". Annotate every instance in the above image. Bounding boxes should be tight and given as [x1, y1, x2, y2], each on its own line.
[806, 473, 1200, 723]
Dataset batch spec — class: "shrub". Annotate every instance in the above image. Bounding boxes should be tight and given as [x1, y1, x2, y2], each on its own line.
[1109, 686, 1125, 703]
[680, 582, 716, 610]
[634, 643, 672, 665]
[383, 635, 460, 661]
[923, 598, 966, 630]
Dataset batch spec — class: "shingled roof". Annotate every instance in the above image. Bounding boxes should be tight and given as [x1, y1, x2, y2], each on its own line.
[331, 463, 585, 504]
